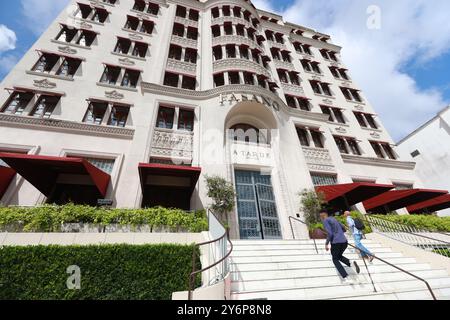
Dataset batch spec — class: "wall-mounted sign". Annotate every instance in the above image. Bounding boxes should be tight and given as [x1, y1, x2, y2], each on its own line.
[219, 93, 280, 112]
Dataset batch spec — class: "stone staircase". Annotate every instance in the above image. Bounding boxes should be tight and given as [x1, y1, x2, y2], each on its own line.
[229, 239, 450, 300]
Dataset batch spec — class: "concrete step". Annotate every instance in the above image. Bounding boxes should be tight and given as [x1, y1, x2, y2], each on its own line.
[231, 254, 413, 265]
[334, 288, 450, 300]
[231, 247, 391, 257]
[231, 239, 376, 246]
[231, 242, 380, 251]
[231, 260, 429, 272]
[231, 266, 448, 282]
[231, 280, 450, 300]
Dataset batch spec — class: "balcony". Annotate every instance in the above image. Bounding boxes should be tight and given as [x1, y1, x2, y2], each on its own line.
[213, 58, 271, 78]
[212, 35, 263, 52]
[302, 146, 335, 172]
[150, 128, 194, 161]
[166, 58, 197, 77]
[273, 59, 294, 70]
[170, 35, 198, 49]
[211, 15, 253, 29]
[281, 82, 305, 96]
[174, 16, 198, 28]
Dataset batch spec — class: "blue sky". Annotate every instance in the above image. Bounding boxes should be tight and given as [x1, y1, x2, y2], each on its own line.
[0, 0, 450, 141]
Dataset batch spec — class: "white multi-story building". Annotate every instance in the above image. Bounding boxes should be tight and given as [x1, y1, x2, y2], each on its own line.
[0, 0, 434, 239]
[397, 106, 450, 217]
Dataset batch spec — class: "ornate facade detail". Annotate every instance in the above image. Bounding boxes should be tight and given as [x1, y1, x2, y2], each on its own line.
[211, 16, 253, 29]
[354, 105, 365, 111]
[311, 75, 322, 81]
[118, 57, 136, 66]
[128, 33, 144, 41]
[213, 58, 271, 78]
[335, 126, 347, 134]
[78, 21, 93, 29]
[105, 90, 125, 100]
[370, 131, 381, 139]
[89, 1, 106, 8]
[322, 98, 334, 105]
[174, 16, 198, 28]
[281, 82, 305, 96]
[302, 146, 336, 172]
[0, 114, 134, 139]
[170, 35, 198, 49]
[166, 58, 197, 76]
[33, 79, 57, 89]
[58, 46, 77, 55]
[267, 40, 287, 51]
[273, 59, 295, 71]
[150, 128, 194, 160]
[211, 35, 263, 52]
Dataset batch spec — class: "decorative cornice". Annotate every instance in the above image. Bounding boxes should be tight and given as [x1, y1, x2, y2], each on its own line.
[118, 57, 136, 66]
[213, 58, 271, 78]
[342, 154, 416, 170]
[0, 114, 134, 139]
[140, 82, 329, 122]
[58, 45, 78, 55]
[289, 33, 342, 52]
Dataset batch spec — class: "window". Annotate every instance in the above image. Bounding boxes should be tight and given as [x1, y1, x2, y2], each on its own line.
[33, 53, 59, 73]
[133, 0, 146, 12]
[370, 141, 384, 158]
[270, 48, 280, 60]
[76, 30, 97, 47]
[381, 143, 396, 160]
[132, 42, 149, 58]
[277, 69, 288, 83]
[211, 25, 220, 37]
[100, 65, 121, 85]
[178, 109, 194, 131]
[224, 22, 233, 35]
[168, 45, 182, 60]
[114, 38, 132, 55]
[186, 27, 198, 40]
[56, 25, 78, 43]
[30, 95, 60, 118]
[164, 72, 179, 87]
[1, 91, 34, 115]
[92, 8, 109, 23]
[189, 10, 199, 22]
[176, 6, 187, 18]
[275, 33, 284, 44]
[83, 101, 108, 124]
[370, 141, 396, 159]
[354, 112, 378, 129]
[228, 71, 240, 84]
[334, 136, 349, 154]
[156, 106, 175, 129]
[289, 72, 300, 85]
[56, 57, 82, 78]
[281, 51, 291, 63]
[77, 3, 93, 19]
[347, 139, 361, 155]
[239, 46, 249, 59]
[226, 45, 236, 58]
[296, 127, 323, 148]
[184, 48, 197, 64]
[311, 62, 321, 74]
[236, 24, 245, 37]
[125, 16, 140, 31]
[140, 20, 154, 34]
[181, 76, 196, 90]
[243, 72, 254, 85]
[212, 46, 222, 60]
[230, 123, 267, 144]
[310, 130, 324, 148]
[285, 95, 310, 111]
[310, 81, 332, 96]
[211, 7, 219, 18]
[147, 3, 159, 15]
[233, 7, 241, 18]
[341, 87, 362, 102]
[222, 6, 230, 16]
[108, 105, 129, 127]
[321, 106, 345, 124]
[311, 173, 337, 186]
[411, 150, 420, 158]
[214, 73, 224, 87]
[121, 69, 140, 88]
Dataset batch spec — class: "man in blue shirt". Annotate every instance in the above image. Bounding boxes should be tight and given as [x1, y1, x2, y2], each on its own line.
[320, 210, 360, 281]
[344, 211, 374, 262]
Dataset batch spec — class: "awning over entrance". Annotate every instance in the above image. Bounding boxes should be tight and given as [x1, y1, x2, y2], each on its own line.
[407, 194, 450, 214]
[138, 163, 201, 191]
[0, 166, 16, 199]
[363, 189, 448, 214]
[0, 153, 110, 197]
[316, 182, 395, 209]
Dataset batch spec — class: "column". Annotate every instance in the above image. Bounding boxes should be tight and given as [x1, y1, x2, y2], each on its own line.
[224, 71, 229, 85]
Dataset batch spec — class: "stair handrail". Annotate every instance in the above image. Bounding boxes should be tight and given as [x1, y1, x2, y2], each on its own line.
[187, 209, 233, 300]
[365, 215, 450, 257]
[289, 216, 437, 300]
[289, 215, 318, 254]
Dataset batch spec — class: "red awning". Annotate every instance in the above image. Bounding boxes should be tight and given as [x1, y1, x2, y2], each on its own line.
[407, 194, 450, 214]
[138, 163, 201, 191]
[0, 153, 110, 197]
[363, 189, 448, 214]
[0, 166, 16, 199]
[316, 182, 395, 209]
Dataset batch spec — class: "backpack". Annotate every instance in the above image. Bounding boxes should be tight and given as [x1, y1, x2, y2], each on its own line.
[354, 218, 365, 231]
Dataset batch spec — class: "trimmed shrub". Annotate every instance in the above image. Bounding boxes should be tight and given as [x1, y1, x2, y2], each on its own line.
[0, 244, 200, 300]
[0, 204, 208, 233]
[371, 214, 450, 232]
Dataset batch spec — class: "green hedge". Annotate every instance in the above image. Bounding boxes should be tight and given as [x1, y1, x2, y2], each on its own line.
[371, 214, 450, 232]
[309, 211, 373, 234]
[0, 204, 208, 233]
[0, 244, 200, 300]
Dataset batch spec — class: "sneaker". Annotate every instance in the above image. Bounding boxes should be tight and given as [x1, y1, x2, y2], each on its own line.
[353, 261, 361, 274]
[342, 277, 356, 285]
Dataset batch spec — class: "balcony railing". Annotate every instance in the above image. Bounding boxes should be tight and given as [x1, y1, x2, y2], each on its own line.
[150, 127, 193, 161]
[302, 146, 335, 172]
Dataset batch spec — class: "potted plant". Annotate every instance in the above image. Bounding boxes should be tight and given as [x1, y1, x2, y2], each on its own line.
[299, 189, 328, 239]
[205, 175, 236, 225]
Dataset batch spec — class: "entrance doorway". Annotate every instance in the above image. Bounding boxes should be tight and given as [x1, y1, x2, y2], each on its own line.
[234, 170, 282, 239]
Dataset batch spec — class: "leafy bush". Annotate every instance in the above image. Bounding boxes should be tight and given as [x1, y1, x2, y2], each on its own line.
[299, 189, 326, 226]
[205, 175, 235, 223]
[0, 244, 200, 300]
[309, 211, 372, 234]
[0, 204, 208, 233]
[371, 214, 450, 232]
[433, 249, 450, 258]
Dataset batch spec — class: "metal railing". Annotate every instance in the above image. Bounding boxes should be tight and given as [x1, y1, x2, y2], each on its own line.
[289, 216, 437, 300]
[366, 215, 450, 258]
[187, 210, 233, 300]
[289, 216, 318, 254]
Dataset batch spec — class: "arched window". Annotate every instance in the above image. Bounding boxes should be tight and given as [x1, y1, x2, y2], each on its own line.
[229, 123, 268, 144]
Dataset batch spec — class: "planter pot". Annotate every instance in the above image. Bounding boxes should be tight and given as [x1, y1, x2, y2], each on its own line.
[309, 228, 327, 240]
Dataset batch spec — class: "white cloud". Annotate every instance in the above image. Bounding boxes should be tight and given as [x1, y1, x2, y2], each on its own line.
[20, 0, 70, 35]
[0, 25, 17, 53]
[256, 0, 450, 141]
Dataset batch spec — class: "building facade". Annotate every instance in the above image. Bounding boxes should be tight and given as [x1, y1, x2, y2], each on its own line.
[0, 0, 422, 239]
[397, 106, 450, 217]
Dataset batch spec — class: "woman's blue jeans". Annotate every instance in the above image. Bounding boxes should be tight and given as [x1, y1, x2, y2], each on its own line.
[354, 234, 373, 258]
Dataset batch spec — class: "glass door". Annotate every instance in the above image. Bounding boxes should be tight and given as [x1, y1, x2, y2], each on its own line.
[235, 170, 282, 240]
